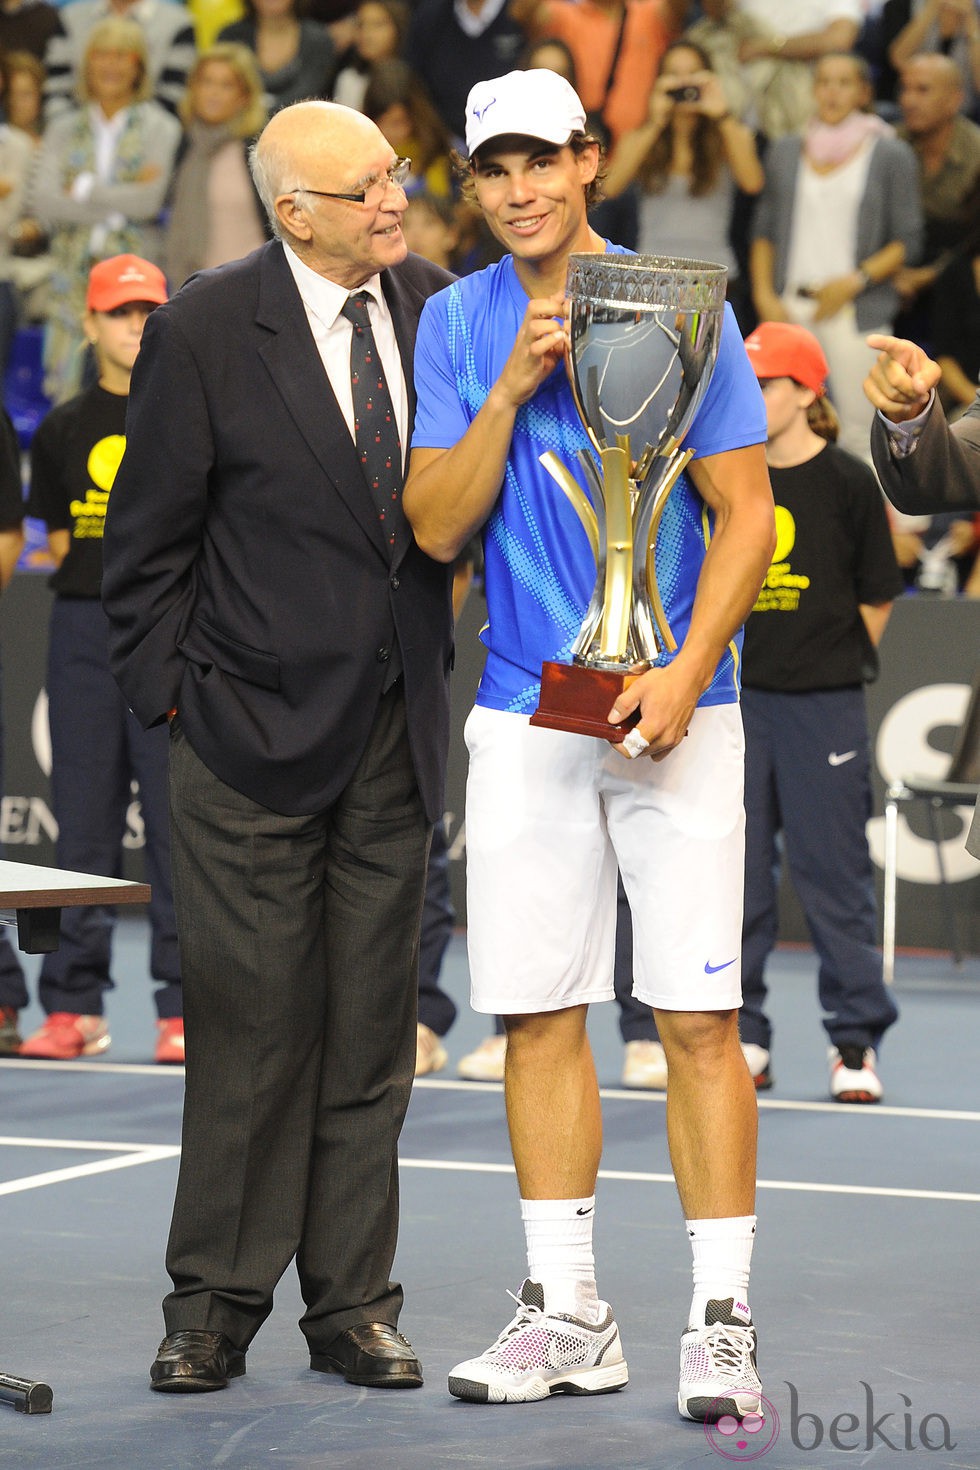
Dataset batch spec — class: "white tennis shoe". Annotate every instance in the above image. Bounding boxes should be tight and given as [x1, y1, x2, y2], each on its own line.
[448, 1280, 628, 1404]
[678, 1297, 762, 1423]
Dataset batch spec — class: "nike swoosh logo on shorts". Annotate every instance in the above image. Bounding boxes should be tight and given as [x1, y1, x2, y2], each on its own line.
[828, 750, 857, 766]
[704, 958, 736, 974]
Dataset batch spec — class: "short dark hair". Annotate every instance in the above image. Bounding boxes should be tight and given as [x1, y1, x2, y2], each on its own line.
[453, 131, 606, 209]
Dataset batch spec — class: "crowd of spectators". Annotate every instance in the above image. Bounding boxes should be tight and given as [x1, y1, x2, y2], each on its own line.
[0, 0, 979, 583]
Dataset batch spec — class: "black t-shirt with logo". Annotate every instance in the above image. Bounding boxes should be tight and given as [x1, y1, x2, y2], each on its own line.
[27, 385, 128, 599]
[742, 441, 905, 693]
[0, 407, 23, 531]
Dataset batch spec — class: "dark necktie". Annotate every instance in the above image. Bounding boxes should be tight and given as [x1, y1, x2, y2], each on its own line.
[341, 292, 403, 556]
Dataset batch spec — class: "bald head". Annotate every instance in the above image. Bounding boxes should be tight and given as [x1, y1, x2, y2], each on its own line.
[249, 98, 410, 287]
[903, 52, 963, 95]
[251, 101, 388, 233]
[900, 53, 965, 137]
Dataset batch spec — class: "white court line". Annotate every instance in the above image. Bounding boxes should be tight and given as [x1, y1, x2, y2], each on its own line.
[399, 1158, 980, 1204]
[0, 1133, 973, 1205]
[0, 1135, 169, 1152]
[0, 1058, 184, 1077]
[416, 1077, 980, 1123]
[0, 1144, 179, 1197]
[3, 1061, 978, 1123]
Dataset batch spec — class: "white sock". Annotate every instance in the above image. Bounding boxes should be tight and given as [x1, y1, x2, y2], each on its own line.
[686, 1215, 757, 1325]
[520, 1196, 601, 1322]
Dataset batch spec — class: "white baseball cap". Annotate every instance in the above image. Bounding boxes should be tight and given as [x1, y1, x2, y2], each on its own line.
[465, 69, 587, 157]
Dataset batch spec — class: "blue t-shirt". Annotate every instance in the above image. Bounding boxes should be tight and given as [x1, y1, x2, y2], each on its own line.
[412, 250, 767, 714]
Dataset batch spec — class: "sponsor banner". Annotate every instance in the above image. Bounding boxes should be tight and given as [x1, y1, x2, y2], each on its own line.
[4, 577, 978, 949]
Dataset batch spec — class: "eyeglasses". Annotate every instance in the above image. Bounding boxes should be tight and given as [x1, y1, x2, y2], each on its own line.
[291, 158, 412, 206]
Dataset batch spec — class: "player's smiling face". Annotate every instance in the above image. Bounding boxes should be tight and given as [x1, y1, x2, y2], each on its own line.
[472, 139, 598, 267]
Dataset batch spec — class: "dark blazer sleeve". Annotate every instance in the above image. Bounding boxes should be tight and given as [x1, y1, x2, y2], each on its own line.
[870, 394, 980, 516]
[102, 305, 215, 727]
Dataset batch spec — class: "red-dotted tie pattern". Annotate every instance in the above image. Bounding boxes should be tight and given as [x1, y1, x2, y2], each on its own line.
[341, 292, 403, 554]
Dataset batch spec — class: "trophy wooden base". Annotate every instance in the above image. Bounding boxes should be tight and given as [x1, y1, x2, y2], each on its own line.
[530, 660, 643, 742]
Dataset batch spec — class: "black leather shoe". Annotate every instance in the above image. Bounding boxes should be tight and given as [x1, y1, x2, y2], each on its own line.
[310, 1323, 423, 1388]
[150, 1330, 246, 1392]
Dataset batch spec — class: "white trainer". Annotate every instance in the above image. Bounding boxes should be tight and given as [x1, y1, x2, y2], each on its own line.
[621, 1039, 668, 1090]
[829, 1045, 882, 1103]
[415, 1023, 447, 1077]
[678, 1297, 762, 1423]
[456, 1033, 507, 1081]
[448, 1280, 629, 1404]
[740, 1042, 773, 1090]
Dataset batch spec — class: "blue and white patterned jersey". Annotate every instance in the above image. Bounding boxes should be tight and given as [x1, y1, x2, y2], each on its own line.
[411, 250, 767, 714]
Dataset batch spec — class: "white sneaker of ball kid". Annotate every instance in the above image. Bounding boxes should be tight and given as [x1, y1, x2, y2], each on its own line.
[829, 1045, 883, 1103]
[621, 1039, 668, 1090]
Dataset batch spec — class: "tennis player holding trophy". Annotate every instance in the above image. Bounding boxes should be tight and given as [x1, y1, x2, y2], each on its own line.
[404, 66, 775, 1426]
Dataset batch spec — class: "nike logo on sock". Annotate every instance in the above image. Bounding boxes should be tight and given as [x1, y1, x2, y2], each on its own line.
[828, 750, 857, 766]
[704, 958, 736, 974]
[576, 1206, 594, 1216]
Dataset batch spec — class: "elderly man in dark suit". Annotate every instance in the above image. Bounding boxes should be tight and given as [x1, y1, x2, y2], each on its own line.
[865, 329, 980, 858]
[101, 100, 454, 1394]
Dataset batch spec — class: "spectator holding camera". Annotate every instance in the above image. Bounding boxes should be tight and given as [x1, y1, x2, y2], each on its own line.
[605, 40, 762, 323]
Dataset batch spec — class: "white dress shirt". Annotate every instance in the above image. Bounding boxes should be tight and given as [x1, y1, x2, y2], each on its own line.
[282, 243, 410, 468]
[880, 390, 935, 459]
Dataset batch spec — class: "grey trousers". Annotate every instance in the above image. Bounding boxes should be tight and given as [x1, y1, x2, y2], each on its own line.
[162, 686, 430, 1351]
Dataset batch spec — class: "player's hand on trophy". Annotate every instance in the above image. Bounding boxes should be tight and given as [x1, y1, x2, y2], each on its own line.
[496, 293, 568, 407]
[606, 664, 696, 762]
[864, 334, 940, 422]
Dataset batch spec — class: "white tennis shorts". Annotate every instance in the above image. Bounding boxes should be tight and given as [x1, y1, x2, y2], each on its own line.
[463, 702, 746, 1016]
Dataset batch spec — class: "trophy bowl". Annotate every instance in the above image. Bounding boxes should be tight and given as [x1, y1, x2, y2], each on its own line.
[530, 253, 728, 741]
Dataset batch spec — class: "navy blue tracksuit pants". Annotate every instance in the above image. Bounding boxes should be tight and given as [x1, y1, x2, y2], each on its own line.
[39, 597, 181, 1018]
[740, 686, 898, 1054]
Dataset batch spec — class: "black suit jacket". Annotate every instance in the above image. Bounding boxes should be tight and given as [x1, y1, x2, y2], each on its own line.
[871, 392, 980, 857]
[871, 390, 980, 518]
[102, 240, 454, 820]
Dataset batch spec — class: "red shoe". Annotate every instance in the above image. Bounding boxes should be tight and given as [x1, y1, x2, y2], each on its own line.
[19, 1012, 110, 1059]
[155, 1017, 185, 1065]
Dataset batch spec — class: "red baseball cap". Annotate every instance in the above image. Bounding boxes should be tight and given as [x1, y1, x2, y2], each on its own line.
[86, 254, 168, 312]
[743, 321, 829, 397]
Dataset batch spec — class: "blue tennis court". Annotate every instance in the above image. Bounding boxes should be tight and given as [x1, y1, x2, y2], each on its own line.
[1, 917, 977, 1469]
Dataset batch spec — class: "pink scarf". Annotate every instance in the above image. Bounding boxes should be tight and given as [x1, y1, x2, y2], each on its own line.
[804, 111, 893, 169]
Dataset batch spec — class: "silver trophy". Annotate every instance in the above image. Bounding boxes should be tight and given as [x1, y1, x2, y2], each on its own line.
[530, 253, 728, 739]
